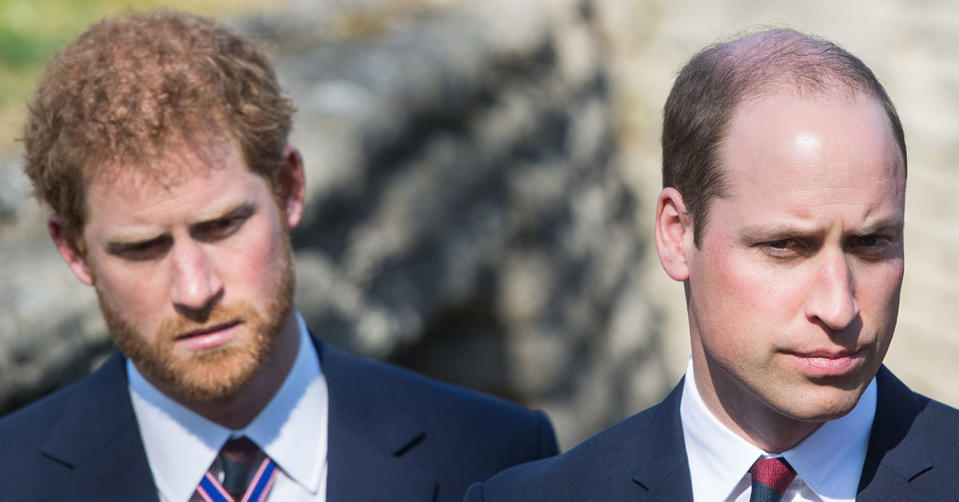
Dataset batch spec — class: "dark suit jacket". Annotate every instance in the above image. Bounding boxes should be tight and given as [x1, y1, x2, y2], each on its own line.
[465, 366, 959, 501]
[0, 335, 558, 501]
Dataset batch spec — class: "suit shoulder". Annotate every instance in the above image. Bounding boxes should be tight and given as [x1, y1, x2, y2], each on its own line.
[869, 372, 959, 494]
[469, 404, 668, 501]
[879, 368, 959, 443]
[0, 375, 102, 498]
[319, 340, 559, 501]
[320, 340, 558, 452]
[323, 342, 549, 425]
[920, 395, 959, 423]
[914, 395, 959, 456]
[0, 354, 131, 470]
[0, 376, 86, 452]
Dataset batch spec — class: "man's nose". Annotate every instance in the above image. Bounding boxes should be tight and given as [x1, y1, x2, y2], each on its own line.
[804, 249, 860, 331]
[169, 239, 223, 314]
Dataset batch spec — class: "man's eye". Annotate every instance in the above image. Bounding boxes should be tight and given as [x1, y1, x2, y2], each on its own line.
[851, 234, 895, 259]
[196, 216, 245, 240]
[116, 238, 170, 260]
[759, 239, 806, 259]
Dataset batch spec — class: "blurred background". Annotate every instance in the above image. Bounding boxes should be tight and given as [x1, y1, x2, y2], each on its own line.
[1, 0, 957, 450]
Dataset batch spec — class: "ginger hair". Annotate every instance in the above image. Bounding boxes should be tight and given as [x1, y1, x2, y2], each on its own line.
[22, 9, 295, 230]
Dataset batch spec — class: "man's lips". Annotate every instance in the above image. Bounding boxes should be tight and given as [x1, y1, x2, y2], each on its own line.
[175, 320, 242, 351]
[786, 348, 864, 377]
[792, 348, 857, 358]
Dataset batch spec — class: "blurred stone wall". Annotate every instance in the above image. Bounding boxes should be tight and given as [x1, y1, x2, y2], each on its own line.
[258, 0, 670, 446]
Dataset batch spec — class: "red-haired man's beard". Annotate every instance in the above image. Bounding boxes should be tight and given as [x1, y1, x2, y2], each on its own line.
[95, 251, 295, 403]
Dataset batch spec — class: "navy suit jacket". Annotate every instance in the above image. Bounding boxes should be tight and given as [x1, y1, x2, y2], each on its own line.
[0, 335, 558, 501]
[465, 366, 959, 501]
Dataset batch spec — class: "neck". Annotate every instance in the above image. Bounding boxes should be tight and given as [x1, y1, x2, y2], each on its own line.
[182, 313, 301, 430]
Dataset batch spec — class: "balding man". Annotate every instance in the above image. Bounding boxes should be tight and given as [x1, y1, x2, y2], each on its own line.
[465, 29, 959, 502]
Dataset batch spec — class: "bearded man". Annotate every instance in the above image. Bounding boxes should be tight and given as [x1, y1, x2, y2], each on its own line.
[0, 10, 556, 502]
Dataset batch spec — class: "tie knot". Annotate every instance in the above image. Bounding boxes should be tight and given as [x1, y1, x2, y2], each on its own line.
[219, 436, 263, 497]
[197, 436, 277, 502]
[749, 456, 797, 496]
[221, 436, 260, 464]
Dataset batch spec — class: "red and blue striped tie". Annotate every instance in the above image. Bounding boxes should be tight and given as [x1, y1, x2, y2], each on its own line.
[196, 436, 278, 502]
[748, 456, 796, 502]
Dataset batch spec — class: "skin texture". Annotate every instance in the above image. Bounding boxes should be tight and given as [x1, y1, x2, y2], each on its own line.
[49, 135, 306, 429]
[655, 90, 906, 452]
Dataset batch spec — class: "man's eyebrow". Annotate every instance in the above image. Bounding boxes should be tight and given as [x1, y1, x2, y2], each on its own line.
[104, 200, 258, 249]
[736, 225, 815, 242]
[857, 218, 904, 235]
[188, 200, 257, 226]
[737, 218, 904, 243]
[105, 233, 170, 254]
[105, 227, 167, 246]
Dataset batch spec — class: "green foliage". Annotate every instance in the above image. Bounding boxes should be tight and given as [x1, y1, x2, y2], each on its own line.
[0, 26, 51, 70]
[0, 0, 273, 151]
[1, 0, 104, 73]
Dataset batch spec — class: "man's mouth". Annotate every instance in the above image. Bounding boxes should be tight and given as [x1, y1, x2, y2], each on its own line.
[787, 348, 864, 377]
[175, 320, 243, 351]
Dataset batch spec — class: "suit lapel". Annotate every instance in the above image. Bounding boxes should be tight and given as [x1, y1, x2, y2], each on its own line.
[857, 366, 933, 500]
[40, 353, 158, 501]
[313, 337, 438, 501]
[629, 380, 694, 501]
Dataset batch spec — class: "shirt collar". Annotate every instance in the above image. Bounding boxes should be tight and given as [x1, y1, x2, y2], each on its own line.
[128, 312, 328, 502]
[782, 376, 875, 500]
[680, 357, 876, 502]
[244, 313, 328, 494]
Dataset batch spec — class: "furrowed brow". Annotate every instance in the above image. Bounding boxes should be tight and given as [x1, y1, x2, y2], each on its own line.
[188, 199, 257, 226]
[856, 218, 903, 236]
[737, 225, 815, 243]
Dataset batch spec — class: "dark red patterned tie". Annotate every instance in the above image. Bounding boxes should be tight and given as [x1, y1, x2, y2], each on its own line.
[749, 457, 796, 502]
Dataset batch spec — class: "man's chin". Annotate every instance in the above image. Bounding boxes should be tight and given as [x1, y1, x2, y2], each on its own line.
[137, 348, 265, 403]
[773, 386, 866, 423]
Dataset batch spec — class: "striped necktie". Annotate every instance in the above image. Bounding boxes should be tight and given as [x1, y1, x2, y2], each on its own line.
[196, 436, 278, 502]
[748, 456, 796, 502]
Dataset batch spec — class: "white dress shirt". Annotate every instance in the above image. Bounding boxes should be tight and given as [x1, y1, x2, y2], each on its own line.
[680, 358, 876, 502]
[129, 312, 329, 502]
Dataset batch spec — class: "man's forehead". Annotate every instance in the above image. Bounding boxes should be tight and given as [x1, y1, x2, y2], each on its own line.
[722, 91, 904, 174]
[81, 138, 260, 228]
[711, 89, 906, 222]
[87, 134, 244, 194]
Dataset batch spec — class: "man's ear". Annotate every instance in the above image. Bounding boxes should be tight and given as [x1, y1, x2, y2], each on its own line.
[654, 187, 693, 282]
[275, 145, 306, 229]
[48, 213, 94, 286]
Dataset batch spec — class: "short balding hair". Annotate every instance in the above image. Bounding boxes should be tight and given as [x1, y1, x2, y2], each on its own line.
[662, 28, 906, 246]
